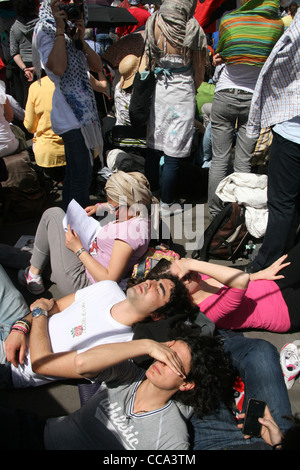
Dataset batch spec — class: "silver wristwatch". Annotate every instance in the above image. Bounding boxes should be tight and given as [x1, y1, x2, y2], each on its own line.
[32, 307, 48, 318]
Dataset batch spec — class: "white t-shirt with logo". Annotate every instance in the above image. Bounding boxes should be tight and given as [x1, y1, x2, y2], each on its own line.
[11, 281, 133, 387]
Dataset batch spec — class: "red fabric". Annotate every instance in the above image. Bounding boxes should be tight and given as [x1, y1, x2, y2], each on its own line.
[194, 0, 236, 32]
[116, 6, 150, 37]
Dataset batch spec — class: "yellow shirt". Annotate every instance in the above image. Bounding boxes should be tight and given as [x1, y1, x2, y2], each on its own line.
[24, 76, 66, 168]
[282, 14, 292, 29]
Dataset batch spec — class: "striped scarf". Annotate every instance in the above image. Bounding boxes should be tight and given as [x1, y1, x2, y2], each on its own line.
[217, 0, 284, 66]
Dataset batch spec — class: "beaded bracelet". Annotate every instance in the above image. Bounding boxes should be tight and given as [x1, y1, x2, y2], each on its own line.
[16, 320, 31, 331]
[11, 324, 28, 335]
[20, 318, 31, 330]
[11, 319, 31, 335]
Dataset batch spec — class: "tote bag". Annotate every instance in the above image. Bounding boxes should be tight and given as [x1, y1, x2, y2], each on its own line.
[129, 41, 156, 127]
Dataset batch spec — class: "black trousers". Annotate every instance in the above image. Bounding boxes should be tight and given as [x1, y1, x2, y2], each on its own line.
[275, 239, 300, 332]
[253, 131, 300, 271]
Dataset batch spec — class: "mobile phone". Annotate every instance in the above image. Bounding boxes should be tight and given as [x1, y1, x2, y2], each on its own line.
[242, 398, 266, 437]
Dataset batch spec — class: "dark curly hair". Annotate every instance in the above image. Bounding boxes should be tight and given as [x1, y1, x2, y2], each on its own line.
[169, 322, 237, 418]
[127, 273, 199, 321]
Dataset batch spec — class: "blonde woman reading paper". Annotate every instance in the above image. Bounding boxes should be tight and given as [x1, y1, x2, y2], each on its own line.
[18, 171, 157, 296]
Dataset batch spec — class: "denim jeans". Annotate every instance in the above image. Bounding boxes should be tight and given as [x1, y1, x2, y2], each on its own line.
[191, 331, 292, 450]
[0, 265, 29, 387]
[61, 128, 93, 211]
[208, 90, 257, 219]
[144, 148, 162, 193]
[252, 131, 300, 271]
[202, 121, 212, 168]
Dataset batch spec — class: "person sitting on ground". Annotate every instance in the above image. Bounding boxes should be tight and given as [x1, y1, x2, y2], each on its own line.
[0, 81, 19, 157]
[24, 74, 66, 183]
[1, 322, 237, 450]
[143, 243, 300, 334]
[1, 261, 197, 389]
[18, 171, 159, 296]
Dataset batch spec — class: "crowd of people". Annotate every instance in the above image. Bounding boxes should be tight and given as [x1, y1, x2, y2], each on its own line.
[0, 0, 300, 451]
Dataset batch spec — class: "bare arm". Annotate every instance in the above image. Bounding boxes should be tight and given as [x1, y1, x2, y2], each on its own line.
[74, 339, 186, 379]
[29, 315, 80, 378]
[89, 71, 108, 94]
[46, 1, 68, 75]
[193, 49, 206, 91]
[4, 293, 75, 367]
[3, 98, 14, 122]
[65, 225, 134, 282]
[171, 258, 250, 290]
[81, 39, 104, 73]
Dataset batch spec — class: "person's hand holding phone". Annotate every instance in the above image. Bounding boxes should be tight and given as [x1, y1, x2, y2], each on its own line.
[238, 403, 283, 447]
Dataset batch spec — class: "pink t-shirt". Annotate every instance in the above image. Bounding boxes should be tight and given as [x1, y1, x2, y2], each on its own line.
[86, 217, 150, 285]
[198, 276, 291, 333]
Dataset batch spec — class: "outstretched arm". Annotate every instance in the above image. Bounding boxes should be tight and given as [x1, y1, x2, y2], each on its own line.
[170, 258, 250, 290]
[65, 225, 134, 282]
[249, 255, 290, 281]
[74, 339, 186, 380]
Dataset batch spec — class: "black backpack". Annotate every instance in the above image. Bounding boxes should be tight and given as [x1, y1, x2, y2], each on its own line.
[192, 202, 250, 262]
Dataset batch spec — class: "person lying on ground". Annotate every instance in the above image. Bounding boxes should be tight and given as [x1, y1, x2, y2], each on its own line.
[1, 263, 197, 389]
[146, 242, 300, 333]
[1, 323, 237, 450]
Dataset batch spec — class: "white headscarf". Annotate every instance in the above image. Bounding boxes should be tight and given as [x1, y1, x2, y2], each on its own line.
[105, 171, 160, 232]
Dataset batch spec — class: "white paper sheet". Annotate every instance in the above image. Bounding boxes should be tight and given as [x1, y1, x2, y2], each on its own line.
[63, 199, 100, 250]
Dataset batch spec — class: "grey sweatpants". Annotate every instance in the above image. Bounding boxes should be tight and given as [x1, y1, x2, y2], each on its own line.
[31, 207, 90, 296]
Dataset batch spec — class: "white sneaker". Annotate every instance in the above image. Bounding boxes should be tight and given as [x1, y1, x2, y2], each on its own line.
[280, 341, 300, 389]
[18, 266, 45, 295]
